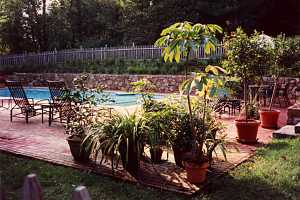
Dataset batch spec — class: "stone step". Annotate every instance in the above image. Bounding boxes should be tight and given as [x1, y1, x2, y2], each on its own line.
[273, 125, 300, 139]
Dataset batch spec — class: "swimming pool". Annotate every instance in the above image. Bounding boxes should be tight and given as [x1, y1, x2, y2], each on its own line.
[0, 87, 163, 107]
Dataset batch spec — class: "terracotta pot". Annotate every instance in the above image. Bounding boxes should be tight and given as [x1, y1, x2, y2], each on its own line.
[66, 136, 90, 163]
[150, 147, 163, 163]
[184, 161, 209, 184]
[259, 109, 280, 129]
[235, 119, 260, 143]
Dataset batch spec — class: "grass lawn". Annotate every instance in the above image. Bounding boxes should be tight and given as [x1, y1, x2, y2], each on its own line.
[0, 139, 299, 200]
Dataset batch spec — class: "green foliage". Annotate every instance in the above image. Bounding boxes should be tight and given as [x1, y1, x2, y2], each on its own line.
[0, 58, 222, 75]
[223, 28, 273, 81]
[142, 108, 174, 149]
[130, 78, 157, 111]
[179, 65, 228, 162]
[83, 112, 147, 173]
[269, 35, 300, 78]
[223, 28, 274, 119]
[0, 0, 299, 53]
[155, 22, 222, 63]
[64, 74, 111, 139]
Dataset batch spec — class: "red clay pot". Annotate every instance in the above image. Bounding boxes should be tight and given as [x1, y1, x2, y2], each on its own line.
[184, 160, 209, 184]
[259, 109, 280, 129]
[235, 119, 260, 143]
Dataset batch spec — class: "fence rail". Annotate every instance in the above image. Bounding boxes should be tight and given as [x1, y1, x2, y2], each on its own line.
[0, 45, 225, 66]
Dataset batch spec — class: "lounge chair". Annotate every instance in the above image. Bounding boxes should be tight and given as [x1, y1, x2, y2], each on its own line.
[47, 81, 75, 126]
[5, 80, 46, 123]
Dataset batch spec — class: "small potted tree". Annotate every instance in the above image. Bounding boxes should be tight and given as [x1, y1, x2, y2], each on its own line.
[155, 21, 227, 183]
[260, 35, 300, 128]
[223, 28, 272, 143]
[179, 66, 228, 183]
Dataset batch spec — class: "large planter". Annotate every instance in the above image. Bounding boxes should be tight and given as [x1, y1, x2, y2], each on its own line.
[235, 119, 260, 143]
[66, 136, 90, 163]
[259, 109, 280, 129]
[184, 160, 209, 184]
[150, 147, 163, 163]
[119, 138, 141, 178]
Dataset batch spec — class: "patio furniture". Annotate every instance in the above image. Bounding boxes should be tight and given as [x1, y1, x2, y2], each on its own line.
[274, 83, 290, 107]
[5, 80, 47, 123]
[0, 97, 13, 110]
[287, 103, 300, 125]
[214, 98, 241, 116]
[47, 80, 75, 126]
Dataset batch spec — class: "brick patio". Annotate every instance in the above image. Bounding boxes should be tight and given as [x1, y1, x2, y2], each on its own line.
[0, 105, 287, 195]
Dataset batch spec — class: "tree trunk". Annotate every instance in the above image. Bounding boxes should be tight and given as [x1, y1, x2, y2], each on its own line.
[269, 79, 278, 111]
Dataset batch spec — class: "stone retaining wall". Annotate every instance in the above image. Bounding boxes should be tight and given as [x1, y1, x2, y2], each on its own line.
[7, 73, 186, 93]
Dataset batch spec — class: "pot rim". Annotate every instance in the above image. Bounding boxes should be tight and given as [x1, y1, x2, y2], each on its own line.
[259, 109, 281, 113]
[184, 160, 209, 169]
[66, 135, 82, 142]
[234, 119, 260, 124]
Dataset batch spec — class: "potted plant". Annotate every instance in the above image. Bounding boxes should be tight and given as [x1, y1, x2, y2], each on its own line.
[260, 35, 300, 128]
[65, 104, 93, 162]
[155, 21, 227, 183]
[223, 28, 272, 143]
[143, 108, 174, 163]
[83, 113, 146, 178]
[65, 74, 111, 162]
[179, 66, 228, 183]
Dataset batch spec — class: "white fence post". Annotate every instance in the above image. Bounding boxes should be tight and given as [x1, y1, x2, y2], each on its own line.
[71, 186, 91, 200]
[22, 174, 42, 200]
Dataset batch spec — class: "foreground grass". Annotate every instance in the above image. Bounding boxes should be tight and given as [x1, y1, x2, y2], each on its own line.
[0, 139, 299, 200]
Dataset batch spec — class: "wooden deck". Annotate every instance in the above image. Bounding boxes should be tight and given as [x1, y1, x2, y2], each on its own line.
[0, 107, 287, 195]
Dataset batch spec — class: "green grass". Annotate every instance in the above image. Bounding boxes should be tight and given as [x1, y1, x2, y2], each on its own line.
[0, 139, 299, 200]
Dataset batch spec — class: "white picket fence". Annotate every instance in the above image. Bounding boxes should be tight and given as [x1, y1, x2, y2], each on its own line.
[0, 45, 225, 66]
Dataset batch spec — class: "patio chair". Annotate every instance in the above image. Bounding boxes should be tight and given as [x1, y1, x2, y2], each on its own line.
[5, 80, 45, 123]
[47, 80, 76, 126]
[274, 83, 290, 107]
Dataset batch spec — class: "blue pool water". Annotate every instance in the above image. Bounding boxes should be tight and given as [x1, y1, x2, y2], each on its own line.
[0, 87, 163, 107]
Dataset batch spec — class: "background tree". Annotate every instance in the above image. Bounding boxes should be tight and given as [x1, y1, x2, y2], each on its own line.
[0, 0, 298, 53]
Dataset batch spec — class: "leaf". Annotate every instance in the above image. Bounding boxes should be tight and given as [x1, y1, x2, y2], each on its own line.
[193, 79, 203, 92]
[179, 79, 192, 95]
[205, 65, 219, 75]
[174, 46, 181, 63]
[209, 87, 217, 97]
[204, 40, 216, 55]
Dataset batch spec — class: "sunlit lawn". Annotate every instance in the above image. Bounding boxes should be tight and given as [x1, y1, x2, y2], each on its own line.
[0, 139, 299, 200]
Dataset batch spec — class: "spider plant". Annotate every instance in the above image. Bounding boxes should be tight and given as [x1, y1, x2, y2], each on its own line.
[83, 113, 147, 177]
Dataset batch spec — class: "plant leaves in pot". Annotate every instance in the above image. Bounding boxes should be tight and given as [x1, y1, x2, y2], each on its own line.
[84, 113, 146, 179]
[65, 105, 93, 163]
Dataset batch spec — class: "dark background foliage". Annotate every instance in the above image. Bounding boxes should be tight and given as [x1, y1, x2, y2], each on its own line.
[0, 0, 299, 54]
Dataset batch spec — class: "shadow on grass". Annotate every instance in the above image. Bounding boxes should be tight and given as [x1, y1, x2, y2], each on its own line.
[262, 140, 291, 151]
[203, 174, 296, 200]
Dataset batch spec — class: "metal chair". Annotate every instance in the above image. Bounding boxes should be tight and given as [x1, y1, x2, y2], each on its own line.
[47, 81, 75, 126]
[5, 80, 45, 123]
